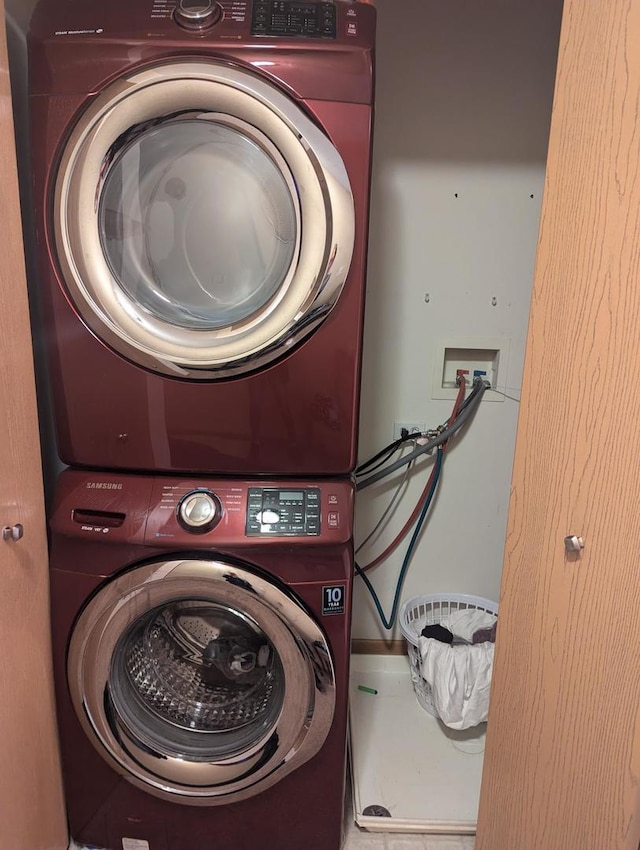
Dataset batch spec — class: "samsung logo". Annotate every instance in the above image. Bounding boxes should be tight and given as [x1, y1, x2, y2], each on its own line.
[86, 482, 123, 490]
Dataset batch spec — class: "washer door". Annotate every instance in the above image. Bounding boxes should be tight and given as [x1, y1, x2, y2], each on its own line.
[67, 558, 335, 805]
[53, 61, 355, 379]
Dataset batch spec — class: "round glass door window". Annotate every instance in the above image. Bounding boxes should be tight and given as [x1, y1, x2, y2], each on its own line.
[98, 117, 297, 330]
[108, 599, 285, 762]
[54, 63, 355, 378]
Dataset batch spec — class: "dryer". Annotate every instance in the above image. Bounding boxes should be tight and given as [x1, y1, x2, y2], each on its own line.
[28, 0, 376, 476]
[49, 468, 354, 849]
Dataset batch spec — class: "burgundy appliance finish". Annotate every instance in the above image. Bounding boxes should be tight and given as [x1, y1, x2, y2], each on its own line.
[49, 469, 354, 850]
[28, 0, 376, 476]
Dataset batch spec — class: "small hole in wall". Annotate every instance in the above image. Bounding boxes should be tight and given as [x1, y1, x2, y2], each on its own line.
[530, 194, 534, 198]
[454, 193, 458, 198]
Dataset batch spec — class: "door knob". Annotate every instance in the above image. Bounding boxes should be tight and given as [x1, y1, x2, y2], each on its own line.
[2, 523, 23, 541]
[564, 534, 584, 553]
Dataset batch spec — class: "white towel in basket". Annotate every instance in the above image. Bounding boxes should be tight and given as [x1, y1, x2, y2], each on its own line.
[447, 608, 496, 643]
[418, 610, 496, 730]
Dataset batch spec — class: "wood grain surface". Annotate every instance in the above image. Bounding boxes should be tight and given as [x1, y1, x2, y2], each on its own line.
[0, 4, 67, 848]
[477, 1, 640, 848]
[351, 639, 406, 655]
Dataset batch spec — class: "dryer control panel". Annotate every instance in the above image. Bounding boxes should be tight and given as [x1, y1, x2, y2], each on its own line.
[245, 487, 320, 536]
[251, 1, 336, 38]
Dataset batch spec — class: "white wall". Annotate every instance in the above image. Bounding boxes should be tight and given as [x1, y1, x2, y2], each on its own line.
[354, 0, 563, 640]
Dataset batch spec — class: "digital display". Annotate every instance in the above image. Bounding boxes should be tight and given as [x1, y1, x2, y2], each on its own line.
[279, 491, 304, 500]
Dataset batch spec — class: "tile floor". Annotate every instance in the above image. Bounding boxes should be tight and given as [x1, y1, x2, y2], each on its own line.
[342, 824, 475, 849]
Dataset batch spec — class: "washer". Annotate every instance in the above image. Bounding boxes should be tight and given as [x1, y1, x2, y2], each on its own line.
[49, 468, 354, 850]
[28, 0, 376, 476]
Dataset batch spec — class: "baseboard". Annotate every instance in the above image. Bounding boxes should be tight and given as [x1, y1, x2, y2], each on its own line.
[351, 639, 406, 655]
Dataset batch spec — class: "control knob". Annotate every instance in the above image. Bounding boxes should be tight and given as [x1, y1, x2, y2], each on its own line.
[174, 0, 223, 31]
[177, 490, 222, 533]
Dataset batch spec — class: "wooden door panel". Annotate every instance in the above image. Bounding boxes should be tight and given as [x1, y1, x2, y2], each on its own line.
[477, 2, 640, 848]
[0, 3, 67, 847]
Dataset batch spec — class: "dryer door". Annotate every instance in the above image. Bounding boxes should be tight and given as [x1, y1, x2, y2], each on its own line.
[53, 61, 354, 379]
[67, 557, 335, 805]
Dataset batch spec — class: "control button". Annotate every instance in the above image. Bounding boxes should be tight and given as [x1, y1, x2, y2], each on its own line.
[174, 0, 223, 31]
[177, 490, 222, 534]
[327, 511, 340, 528]
[306, 520, 320, 534]
[328, 494, 339, 505]
[256, 509, 280, 525]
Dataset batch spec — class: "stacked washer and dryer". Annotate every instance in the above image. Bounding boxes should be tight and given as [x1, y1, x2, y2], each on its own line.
[27, 1, 375, 848]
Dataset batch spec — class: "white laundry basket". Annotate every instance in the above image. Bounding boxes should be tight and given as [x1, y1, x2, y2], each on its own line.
[399, 593, 498, 717]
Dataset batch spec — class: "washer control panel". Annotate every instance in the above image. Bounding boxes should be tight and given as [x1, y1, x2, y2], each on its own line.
[251, 1, 336, 38]
[51, 472, 353, 546]
[246, 487, 321, 536]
